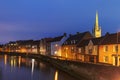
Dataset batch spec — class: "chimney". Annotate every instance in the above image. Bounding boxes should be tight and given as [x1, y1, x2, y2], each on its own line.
[76, 32, 80, 34]
[69, 34, 72, 37]
[63, 33, 67, 37]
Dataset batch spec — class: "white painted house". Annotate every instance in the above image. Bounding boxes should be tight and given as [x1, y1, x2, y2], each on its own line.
[50, 33, 67, 56]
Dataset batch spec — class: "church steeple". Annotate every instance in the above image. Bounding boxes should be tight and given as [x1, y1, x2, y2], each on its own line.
[95, 11, 99, 29]
[93, 11, 101, 38]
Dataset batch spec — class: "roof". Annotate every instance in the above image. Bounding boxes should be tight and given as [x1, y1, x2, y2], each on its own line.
[63, 31, 93, 45]
[50, 36, 64, 42]
[77, 36, 105, 47]
[101, 32, 120, 45]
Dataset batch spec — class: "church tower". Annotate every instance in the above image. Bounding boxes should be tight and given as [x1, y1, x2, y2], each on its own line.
[92, 11, 101, 38]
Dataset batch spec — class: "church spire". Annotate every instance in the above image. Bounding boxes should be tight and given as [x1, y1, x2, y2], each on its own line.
[95, 11, 99, 29]
[92, 11, 101, 38]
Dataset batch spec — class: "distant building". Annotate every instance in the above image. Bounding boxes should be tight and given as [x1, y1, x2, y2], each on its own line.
[31, 40, 40, 54]
[62, 31, 93, 60]
[39, 38, 53, 55]
[50, 33, 67, 56]
[92, 11, 101, 38]
[3, 40, 40, 54]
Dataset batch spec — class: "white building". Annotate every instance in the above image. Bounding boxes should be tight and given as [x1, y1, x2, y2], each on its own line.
[51, 33, 67, 56]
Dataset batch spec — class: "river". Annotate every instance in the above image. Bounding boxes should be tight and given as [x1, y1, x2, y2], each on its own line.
[0, 54, 78, 80]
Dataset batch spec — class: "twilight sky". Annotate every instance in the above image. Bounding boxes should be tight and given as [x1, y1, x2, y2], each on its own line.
[0, 0, 120, 43]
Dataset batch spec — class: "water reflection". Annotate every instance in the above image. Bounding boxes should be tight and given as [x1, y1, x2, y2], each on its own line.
[4, 55, 7, 66]
[18, 56, 21, 68]
[10, 56, 17, 67]
[31, 59, 35, 75]
[54, 70, 58, 80]
[0, 54, 79, 80]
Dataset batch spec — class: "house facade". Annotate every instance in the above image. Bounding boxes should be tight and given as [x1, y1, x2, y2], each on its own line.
[50, 33, 67, 56]
[99, 33, 120, 66]
[62, 31, 93, 60]
[77, 37, 104, 63]
[39, 38, 53, 55]
[2, 40, 40, 54]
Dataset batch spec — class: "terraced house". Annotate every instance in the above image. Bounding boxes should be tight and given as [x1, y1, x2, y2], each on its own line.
[50, 33, 67, 56]
[99, 32, 120, 66]
[62, 31, 93, 60]
[77, 36, 105, 63]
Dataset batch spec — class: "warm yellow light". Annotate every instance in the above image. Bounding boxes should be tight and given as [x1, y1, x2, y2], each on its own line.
[18, 56, 21, 67]
[55, 44, 58, 47]
[54, 70, 58, 80]
[66, 53, 68, 58]
[21, 48, 26, 53]
[4, 55, 7, 65]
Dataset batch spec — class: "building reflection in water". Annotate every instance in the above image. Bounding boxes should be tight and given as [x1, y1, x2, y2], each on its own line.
[4, 55, 7, 66]
[54, 70, 58, 80]
[31, 59, 35, 75]
[18, 56, 21, 68]
[10, 56, 17, 67]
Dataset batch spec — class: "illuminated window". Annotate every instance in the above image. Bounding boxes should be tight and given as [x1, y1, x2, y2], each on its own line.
[54, 51, 57, 54]
[64, 48, 66, 52]
[104, 56, 108, 62]
[103, 45, 108, 52]
[55, 44, 58, 47]
[113, 45, 118, 52]
[71, 47, 74, 52]
[89, 49, 92, 54]
[93, 46, 96, 51]
[78, 48, 81, 53]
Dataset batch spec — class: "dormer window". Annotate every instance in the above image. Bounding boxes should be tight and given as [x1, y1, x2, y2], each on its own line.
[74, 40, 76, 44]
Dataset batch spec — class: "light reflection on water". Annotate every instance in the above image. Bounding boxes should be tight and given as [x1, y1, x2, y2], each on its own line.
[0, 54, 78, 80]
[54, 70, 58, 80]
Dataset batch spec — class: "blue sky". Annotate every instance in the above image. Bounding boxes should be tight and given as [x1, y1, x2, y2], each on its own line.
[0, 0, 120, 43]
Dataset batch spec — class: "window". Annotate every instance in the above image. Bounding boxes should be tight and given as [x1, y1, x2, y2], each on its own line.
[113, 45, 118, 52]
[115, 45, 118, 52]
[71, 47, 74, 52]
[104, 56, 108, 62]
[104, 46, 108, 52]
[64, 48, 66, 52]
[93, 46, 96, 52]
[78, 48, 81, 53]
[89, 49, 92, 54]
[55, 44, 58, 47]
[73, 40, 76, 44]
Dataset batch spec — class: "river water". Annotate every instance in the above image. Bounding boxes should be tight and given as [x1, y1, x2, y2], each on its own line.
[0, 54, 78, 80]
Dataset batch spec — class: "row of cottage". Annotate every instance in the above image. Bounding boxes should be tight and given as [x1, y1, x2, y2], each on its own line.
[1, 31, 120, 66]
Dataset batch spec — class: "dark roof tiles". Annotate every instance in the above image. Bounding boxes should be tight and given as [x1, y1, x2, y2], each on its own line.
[101, 33, 120, 45]
[63, 31, 92, 45]
[50, 36, 64, 42]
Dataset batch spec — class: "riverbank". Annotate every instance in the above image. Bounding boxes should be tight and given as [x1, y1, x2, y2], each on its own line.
[1, 52, 120, 80]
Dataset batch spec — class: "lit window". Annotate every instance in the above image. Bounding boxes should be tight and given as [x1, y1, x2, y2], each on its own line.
[78, 48, 81, 53]
[89, 49, 92, 54]
[103, 45, 108, 52]
[54, 51, 57, 54]
[71, 47, 74, 52]
[93, 46, 96, 51]
[104, 56, 108, 62]
[113, 45, 118, 52]
[55, 44, 58, 47]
